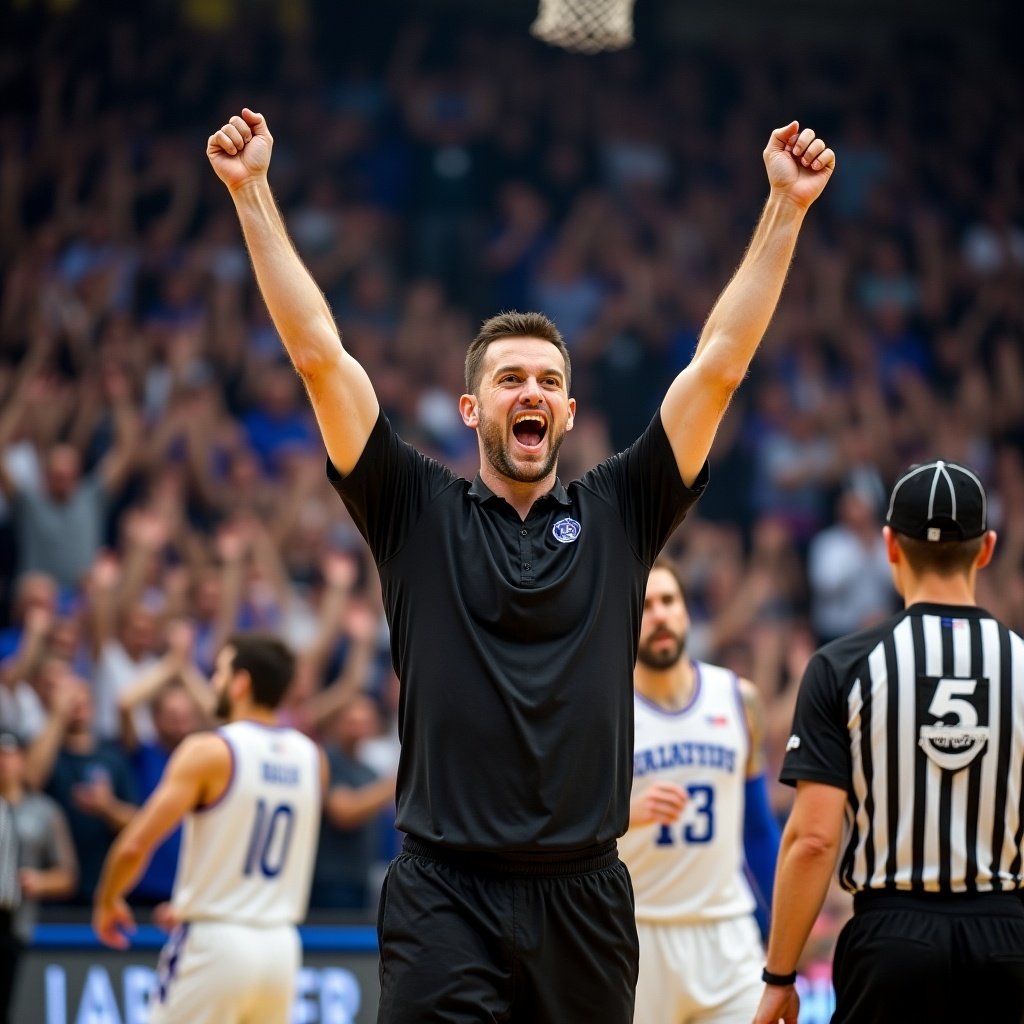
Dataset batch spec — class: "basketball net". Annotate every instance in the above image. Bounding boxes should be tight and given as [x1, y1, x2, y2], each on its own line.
[531, 0, 636, 54]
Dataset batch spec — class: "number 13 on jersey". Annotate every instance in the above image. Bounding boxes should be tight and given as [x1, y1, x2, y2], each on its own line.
[656, 783, 715, 845]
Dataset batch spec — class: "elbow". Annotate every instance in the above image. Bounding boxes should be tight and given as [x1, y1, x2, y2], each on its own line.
[116, 835, 149, 867]
[790, 831, 840, 864]
[289, 324, 345, 380]
[704, 361, 748, 396]
[292, 354, 330, 383]
[326, 808, 357, 830]
[691, 336, 750, 394]
[325, 794, 355, 830]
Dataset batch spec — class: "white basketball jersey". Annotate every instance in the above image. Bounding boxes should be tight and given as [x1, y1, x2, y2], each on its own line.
[620, 662, 754, 923]
[172, 721, 321, 926]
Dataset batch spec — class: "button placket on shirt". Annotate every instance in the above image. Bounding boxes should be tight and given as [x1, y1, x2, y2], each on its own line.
[518, 523, 535, 583]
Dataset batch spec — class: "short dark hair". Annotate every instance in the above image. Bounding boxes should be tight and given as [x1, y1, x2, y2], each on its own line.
[893, 534, 985, 576]
[225, 633, 295, 710]
[464, 311, 571, 395]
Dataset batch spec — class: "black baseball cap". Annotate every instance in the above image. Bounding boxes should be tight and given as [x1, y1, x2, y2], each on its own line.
[886, 459, 988, 542]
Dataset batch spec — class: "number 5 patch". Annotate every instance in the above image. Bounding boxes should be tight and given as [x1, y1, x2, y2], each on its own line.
[917, 675, 990, 772]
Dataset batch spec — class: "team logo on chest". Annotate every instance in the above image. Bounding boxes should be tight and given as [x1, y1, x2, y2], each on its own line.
[551, 517, 582, 544]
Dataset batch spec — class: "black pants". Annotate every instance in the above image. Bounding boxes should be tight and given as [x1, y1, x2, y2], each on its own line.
[0, 911, 22, 1024]
[376, 837, 639, 1024]
[833, 892, 1024, 1024]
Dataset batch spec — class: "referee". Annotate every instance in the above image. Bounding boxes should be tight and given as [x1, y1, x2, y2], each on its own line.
[207, 105, 835, 1022]
[754, 459, 1024, 1024]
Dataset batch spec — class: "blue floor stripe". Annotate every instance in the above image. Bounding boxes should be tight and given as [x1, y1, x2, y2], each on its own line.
[33, 923, 379, 952]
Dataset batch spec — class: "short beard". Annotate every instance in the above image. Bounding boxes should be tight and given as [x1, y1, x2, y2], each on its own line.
[637, 633, 686, 670]
[478, 410, 565, 484]
[214, 689, 233, 720]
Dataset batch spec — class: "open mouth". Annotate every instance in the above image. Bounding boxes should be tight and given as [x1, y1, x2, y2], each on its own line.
[512, 412, 548, 449]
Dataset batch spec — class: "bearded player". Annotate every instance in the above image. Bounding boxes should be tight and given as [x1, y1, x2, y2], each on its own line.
[620, 560, 781, 1024]
[93, 634, 326, 1024]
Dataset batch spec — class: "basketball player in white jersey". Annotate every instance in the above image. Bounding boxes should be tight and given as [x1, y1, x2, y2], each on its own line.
[93, 633, 326, 1024]
[620, 560, 781, 1024]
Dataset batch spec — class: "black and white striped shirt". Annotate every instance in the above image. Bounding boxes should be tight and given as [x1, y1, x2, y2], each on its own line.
[781, 602, 1024, 895]
[0, 796, 20, 910]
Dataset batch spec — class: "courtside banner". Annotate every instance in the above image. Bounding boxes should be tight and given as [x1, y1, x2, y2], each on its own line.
[14, 925, 380, 1024]
[16, 925, 834, 1023]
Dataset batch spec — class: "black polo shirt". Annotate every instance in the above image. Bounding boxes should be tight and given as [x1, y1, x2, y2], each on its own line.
[328, 410, 707, 852]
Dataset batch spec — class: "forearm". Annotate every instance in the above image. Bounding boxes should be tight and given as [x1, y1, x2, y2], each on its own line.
[306, 584, 351, 670]
[628, 793, 655, 829]
[692, 194, 806, 380]
[111, 398, 137, 457]
[87, 588, 118, 656]
[96, 833, 149, 907]
[97, 398, 139, 493]
[118, 707, 139, 751]
[117, 544, 152, 615]
[213, 558, 246, 647]
[230, 179, 344, 374]
[180, 663, 215, 718]
[32, 867, 77, 901]
[1, 632, 46, 692]
[305, 641, 374, 728]
[326, 777, 395, 828]
[24, 717, 66, 790]
[98, 799, 138, 833]
[764, 830, 839, 974]
[119, 655, 178, 712]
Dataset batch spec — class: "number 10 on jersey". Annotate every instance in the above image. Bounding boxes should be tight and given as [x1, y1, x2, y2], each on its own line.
[244, 799, 295, 877]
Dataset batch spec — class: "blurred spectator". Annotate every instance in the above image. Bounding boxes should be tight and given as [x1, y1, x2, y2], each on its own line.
[30, 677, 137, 905]
[748, 381, 840, 543]
[311, 686, 396, 912]
[482, 181, 552, 312]
[241, 364, 321, 478]
[807, 487, 896, 645]
[0, 730, 77, 1024]
[88, 557, 164, 744]
[116, 621, 211, 904]
[0, 359, 138, 592]
[0, 606, 53, 742]
[529, 241, 605, 349]
[0, 573, 57, 664]
[961, 198, 1024, 277]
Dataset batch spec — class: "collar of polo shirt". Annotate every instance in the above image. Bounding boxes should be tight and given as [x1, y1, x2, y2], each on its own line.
[467, 474, 572, 507]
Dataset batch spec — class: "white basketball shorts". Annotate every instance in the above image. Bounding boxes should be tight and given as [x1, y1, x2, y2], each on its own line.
[148, 920, 301, 1024]
[634, 914, 764, 1024]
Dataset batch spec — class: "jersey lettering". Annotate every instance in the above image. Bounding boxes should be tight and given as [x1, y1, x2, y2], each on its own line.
[633, 742, 737, 777]
[261, 762, 300, 785]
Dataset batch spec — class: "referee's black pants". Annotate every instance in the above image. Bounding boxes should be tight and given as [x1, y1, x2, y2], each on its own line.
[376, 837, 639, 1023]
[0, 910, 22, 1024]
[832, 891, 1024, 1024]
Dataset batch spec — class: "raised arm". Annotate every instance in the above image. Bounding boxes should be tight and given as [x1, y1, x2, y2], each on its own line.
[206, 108, 379, 475]
[661, 122, 835, 485]
[97, 364, 140, 496]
